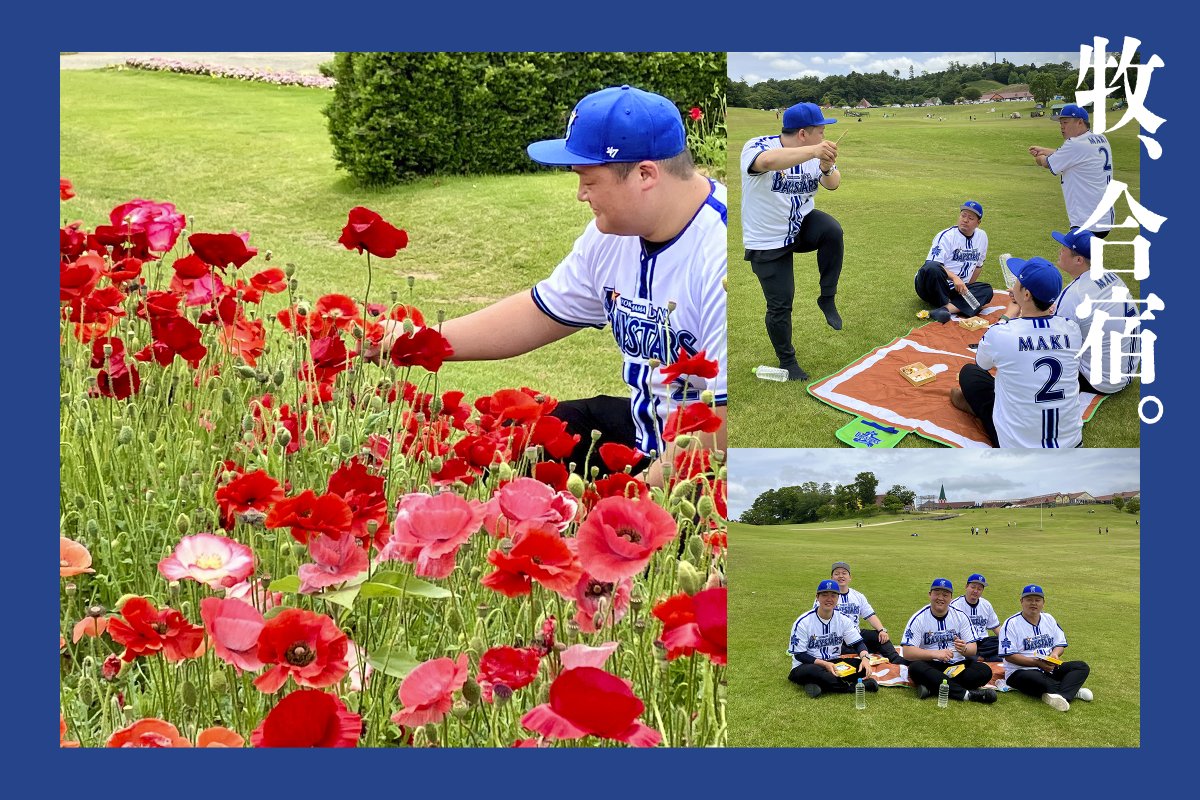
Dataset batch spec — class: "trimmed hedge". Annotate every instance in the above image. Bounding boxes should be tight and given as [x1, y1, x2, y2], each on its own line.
[324, 52, 725, 185]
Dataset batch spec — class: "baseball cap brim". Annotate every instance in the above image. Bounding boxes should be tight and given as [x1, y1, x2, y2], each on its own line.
[526, 139, 607, 167]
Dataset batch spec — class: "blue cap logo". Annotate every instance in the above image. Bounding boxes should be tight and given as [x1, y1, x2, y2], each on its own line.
[817, 579, 840, 594]
[528, 85, 686, 167]
[930, 578, 953, 593]
[1052, 229, 1093, 260]
[1022, 584, 1046, 598]
[961, 200, 984, 220]
[967, 574, 987, 587]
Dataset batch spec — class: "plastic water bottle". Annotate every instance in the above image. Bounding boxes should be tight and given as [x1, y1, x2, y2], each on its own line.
[754, 365, 789, 382]
[855, 678, 866, 710]
[937, 679, 950, 708]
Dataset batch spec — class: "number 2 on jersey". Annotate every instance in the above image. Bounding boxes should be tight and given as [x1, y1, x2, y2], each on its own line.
[1034, 357, 1065, 403]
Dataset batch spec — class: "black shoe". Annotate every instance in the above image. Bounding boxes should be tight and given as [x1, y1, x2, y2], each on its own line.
[804, 684, 822, 699]
[783, 363, 810, 382]
[915, 684, 932, 700]
[929, 308, 952, 324]
[967, 688, 997, 704]
[862, 678, 879, 693]
[817, 296, 843, 330]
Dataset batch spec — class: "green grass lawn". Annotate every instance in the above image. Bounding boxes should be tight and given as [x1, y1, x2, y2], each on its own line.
[60, 68, 626, 403]
[727, 504, 1139, 747]
[726, 104, 1141, 448]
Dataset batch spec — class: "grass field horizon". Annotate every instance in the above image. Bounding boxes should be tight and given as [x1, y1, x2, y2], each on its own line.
[726, 103, 1141, 448]
[728, 504, 1139, 747]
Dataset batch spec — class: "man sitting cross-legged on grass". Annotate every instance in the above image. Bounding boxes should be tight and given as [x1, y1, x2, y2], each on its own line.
[375, 86, 727, 485]
[914, 201, 993, 323]
[788, 580, 877, 698]
[999, 584, 1093, 712]
[900, 578, 997, 704]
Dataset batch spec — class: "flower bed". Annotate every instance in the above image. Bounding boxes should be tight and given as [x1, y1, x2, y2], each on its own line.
[122, 57, 336, 89]
[58, 180, 727, 748]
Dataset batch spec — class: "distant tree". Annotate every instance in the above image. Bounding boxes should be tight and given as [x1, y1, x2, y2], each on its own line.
[1125, 497, 1140, 514]
[893, 69, 901, 80]
[1030, 72, 1058, 105]
[1112, 496, 1125, 511]
[727, 78, 751, 108]
[908, 65, 915, 80]
[963, 86, 982, 101]
[884, 485, 916, 508]
[1059, 76, 1076, 99]
[853, 472, 879, 508]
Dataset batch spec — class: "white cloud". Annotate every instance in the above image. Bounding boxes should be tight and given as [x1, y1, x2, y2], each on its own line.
[769, 58, 806, 71]
[811, 56, 824, 65]
[830, 52, 870, 65]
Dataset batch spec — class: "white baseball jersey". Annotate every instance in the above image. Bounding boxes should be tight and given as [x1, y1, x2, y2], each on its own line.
[789, 609, 865, 668]
[900, 605, 980, 664]
[975, 316, 1083, 448]
[532, 180, 728, 455]
[998, 611, 1068, 678]
[1055, 271, 1139, 394]
[924, 226, 988, 281]
[951, 595, 1000, 641]
[740, 135, 825, 250]
[1047, 131, 1116, 230]
[811, 587, 874, 628]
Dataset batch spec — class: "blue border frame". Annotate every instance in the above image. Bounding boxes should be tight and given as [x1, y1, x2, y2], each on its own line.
[27, 2, 1190, 793]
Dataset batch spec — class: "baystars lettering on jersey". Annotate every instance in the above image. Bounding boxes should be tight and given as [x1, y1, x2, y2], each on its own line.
[925, 226, 989, 281]
[531, 181, 728, 455]
[811, 588, 875, 628]
[789, 608, 864, 668]
[740, 135, 825, 249]
[950, 595, 1000, 640]
[998, 611, 1068, 678]
[901, 605, 979, 664]
[975, 316, 1083, 448]
[1055, 270, 1140, 393]
[1047, 131, 1116, 230]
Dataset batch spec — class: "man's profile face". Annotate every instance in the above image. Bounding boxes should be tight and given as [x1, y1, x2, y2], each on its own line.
[929, 587, 952, 614]
[1012, 278, 1035, 315]
[965, 581, 985, 602]
[572, 163, 643, 236]
[1055, 244, 1086, 274]
[1060, 117, 1087, 140]
[957, 209, 981, 237]
[831, 567, 850, 589]
[796, 125, 826, 145]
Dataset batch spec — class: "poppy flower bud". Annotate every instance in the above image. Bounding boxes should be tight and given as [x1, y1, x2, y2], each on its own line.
[292, 542, 308, 559]
[221, 387, 235, 405]
[667, 300, 677, 313]
[254, 370, 269, 384]
[686, 534, 705, 562]
[700, 390, 715, 405]
[296, 302, 309, 316]
[677, 499, 697, 520]
[566, 473, 585, 499]
[276, 428, 292, 447]
[476, 604, 490, 621]
[670, 480, 695, 504]
[284, 262, 296, 277]
[168, 581, 181, 597]
[77, 676, 97, 707]
[102, 654, 122, 681]
[235, 365, 258, 380]
[451, 700, 470, 719]
[86, 519, 100, 537]
[469, 566, 481, 580]
[102, 343, 114, 357]
[437, 309, 445, 324]
[339, 434, 354, 455]
[590, 465, 601, 480]
[289, 279, 299, 293]
[264, 249, 273, 261]
[74, 419, 88, 438]
[180, 679, 198, 709]
[447, 606, 464, 632]
[461, 678, 481, 705]
[590, 429, 602, 442]
[273, 370, 286, 387]
[498, 538, 515, 555]
[65, 582, 77, 596]
[406, 276, 416, 289]
[423, 723, 440, 744]
[469, 636, 485, 654]
[648, 358, 661, 369]
[173, 513, 190, 536]
[677, 559, 704, 595]
[496, 463, 514, 482]
[523, 446, 540, 462]
[123, 704, 135, 722]
[674, 434, 698, 450]
[366, 519, 379, 538]
[429, 456, 443, 473]
[402, 319, 415, 334]
[493, 684, 514, 706]
[390, 289, 399, 303]
[237, 508, 267, 527]
[74, 494, 88, 511]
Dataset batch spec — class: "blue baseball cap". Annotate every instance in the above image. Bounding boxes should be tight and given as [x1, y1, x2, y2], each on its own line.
[1022, 584, 1046, 598]
[1059, 104, 1089, 123]
[961, 200, 984, 220]
[783, 102, 838, 129]
[1052, 229, 1093, 260]
[930, 578, 953, 593]
[527, 85, 686, 167]
[817, 579, 841, 594]
[966, 573, 988, 587]
[1007, 256, 1064, 305]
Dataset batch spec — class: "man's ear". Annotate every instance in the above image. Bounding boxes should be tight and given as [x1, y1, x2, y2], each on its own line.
[637, 160, 661, 191]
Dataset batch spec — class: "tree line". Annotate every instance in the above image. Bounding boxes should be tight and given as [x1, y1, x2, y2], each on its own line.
[738, 472, 917, 525]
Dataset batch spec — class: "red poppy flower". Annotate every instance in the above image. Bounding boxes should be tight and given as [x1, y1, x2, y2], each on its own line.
[689, 106, 703, 121]
[71, 614, 110, 643]
[60, 178, 75, 200]
[107, 718, 192, 748]
[197, 727, 244, 748]
[431, 457, 476, 487]
[172, 253, 210, 280]
[659, 347, 719, 384]
[527, 415, 579, 460]
[662, 402, 722, 442]
[314, 294, 361, 330]
[533, 461, 569, 492]
[599, 443, 645, 473]
[219, 317, 266, 367]
[673, 448, 713, 480]
[251, 689, 362, 748]
[138, 290, 182, 320]
[338, 206, 409, 259]
[521, 666, 660, 747]
[482, 527, 582, 598]
[702, 531, 727, 551]
[452, 433, 504, 470]
[248, 267, 287, 294]
[104, 257, 143, 283]
[653, 587, 727, 664]
[137, 314, 207, 368]
[107, 596, 205, 663]
[60, 222, 87, 262]
[576, 495, 677, 581]
[588, 472, 650, 505]
[265, 489, 354, 544]
[475, 388, 552, 423]
[94, 351, 141, 400]
[60, 254, 104, 301]
[189, 230, 258, 269]
[215, 469, 284, 529]
[391, 654, 468, 727]
[326, 459, 387, 546]
[477, 646, 541, 702]
[310, 334, 349, 378]
[254, 607, 349, 693]
[388, 326, 454, 373]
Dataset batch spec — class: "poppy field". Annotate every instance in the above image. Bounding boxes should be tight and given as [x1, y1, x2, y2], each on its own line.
[58, 185, 728, 748]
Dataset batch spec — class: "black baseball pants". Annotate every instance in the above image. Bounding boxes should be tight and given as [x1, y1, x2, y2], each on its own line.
[788, 656, 866, 694]
[746, 209, 843, 368]
[1006, 661, 1091, 702]
[914, 261, 994, 316]
[551, 395, 651, 478]
[908, 658, 993, 700]
[975, 636, 1001, 661]
[957, 364, 1001, 447]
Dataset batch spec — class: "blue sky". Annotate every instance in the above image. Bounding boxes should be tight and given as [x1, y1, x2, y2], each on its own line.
[729, 52, 1080, 84]
[726, 449, 1139, 518]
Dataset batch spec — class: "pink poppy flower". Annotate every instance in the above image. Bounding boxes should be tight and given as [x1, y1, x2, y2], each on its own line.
[158, 532, 255, 590]
[60, 536, 95, 577]
[225, 577, 283, 611]
[391, 653, 469, 728]
[379, 492, 485, 579]
[71, 614, 110, 643]
[199, 596, 266, 674]
[575, 496, 678, 582]
[559, 641, 619, 671]
[572, 573, 632, 633]
[298, 533, 368, 594]
[496, 477, 578, 537]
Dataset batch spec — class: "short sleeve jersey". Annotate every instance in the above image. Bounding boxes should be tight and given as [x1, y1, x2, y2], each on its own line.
[950, 595, 1000, 640]
[1046, 131, 1115, 230]
[998, 611, 1069, 678]
[740, 135, 825, 250]
[789, 609, 864, 668]
[901, 605, 980, 664]
[811, 588, 874, 628]
[975, 316, 1083, 448]
[924, 226, 988, 281]
[1055, 270, 1139, 394]
[532, 180, 728, 455]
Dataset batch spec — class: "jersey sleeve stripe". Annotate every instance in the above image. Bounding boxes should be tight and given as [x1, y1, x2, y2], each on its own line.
[529, 287, 605, 330]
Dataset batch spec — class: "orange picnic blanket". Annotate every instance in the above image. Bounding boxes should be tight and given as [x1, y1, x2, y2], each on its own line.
[871, 660, 1006, 689]
[808, 296, 1105, 447]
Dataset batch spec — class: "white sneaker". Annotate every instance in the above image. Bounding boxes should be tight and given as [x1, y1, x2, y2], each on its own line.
[1075, 687, 1094, 702]
[1042, 693, 1070, 712]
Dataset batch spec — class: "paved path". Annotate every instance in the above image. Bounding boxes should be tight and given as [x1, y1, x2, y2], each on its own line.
[60, 52, 333, 75]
